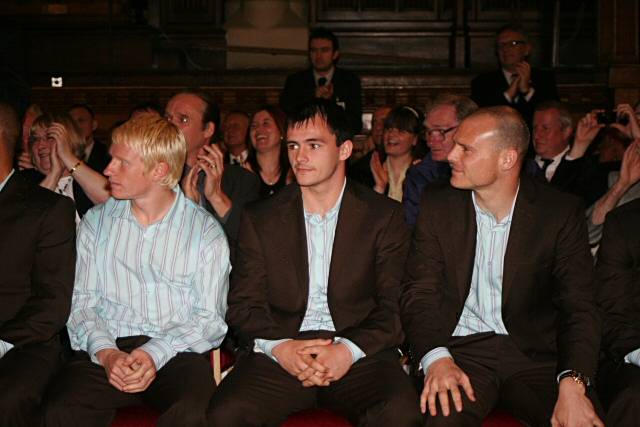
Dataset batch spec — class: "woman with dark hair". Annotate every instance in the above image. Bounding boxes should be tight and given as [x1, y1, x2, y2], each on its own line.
[370, 105, 425, 201]
[246, 105, 293, 197]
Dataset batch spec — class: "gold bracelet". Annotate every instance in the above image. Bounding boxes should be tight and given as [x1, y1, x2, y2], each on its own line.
[69, 161, 82, 175]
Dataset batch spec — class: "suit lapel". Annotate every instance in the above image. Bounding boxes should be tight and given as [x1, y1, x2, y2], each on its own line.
[502, 177, 537, 302]
[328, 182, 363, 291]
[278, 186, 310, 295]
[455, 191, 478, 304]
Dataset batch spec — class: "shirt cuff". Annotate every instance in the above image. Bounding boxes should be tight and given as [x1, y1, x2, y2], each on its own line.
[87, 330, 118, 365]
[503, 92, 514, 103]
[625, 348, 640, 367]
[139, 337, 176, 371]
[523, 87, 535, 102]
[0, 340, 14, 358]
[254, 338, 291, 362]
[334, 337, 366, 364]
[420, 347, 453, 375]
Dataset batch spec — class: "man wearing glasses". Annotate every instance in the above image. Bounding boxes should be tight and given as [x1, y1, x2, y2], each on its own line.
[470, 25, 558, 125]
[403, 94, 478, 226]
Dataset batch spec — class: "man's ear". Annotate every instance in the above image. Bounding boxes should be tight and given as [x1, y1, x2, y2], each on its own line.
[332, 49, 340, 63]
[151, 161, 170, 183]
[500, 147, 519, 172]
[92, 119, 98, 132]
[204, 122, 215, 140]
[339, 140, 353, 161]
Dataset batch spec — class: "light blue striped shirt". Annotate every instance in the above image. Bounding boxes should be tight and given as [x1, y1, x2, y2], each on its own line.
[68, 187, 230, 370]
[421, 189, 518, 373]
[255, 181, 365, 363]
[0, 169, 15, 358]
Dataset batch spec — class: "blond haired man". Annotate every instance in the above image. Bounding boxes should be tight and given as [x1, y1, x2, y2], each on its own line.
[45, 114, 230, 427]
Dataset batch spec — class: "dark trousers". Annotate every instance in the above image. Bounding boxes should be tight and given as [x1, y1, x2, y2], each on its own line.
[0, 340, 63, 427]
[44, 336, 215, 427]
[598, 360, 640, 427]
[425, 333, 602, 427]
[207, 349, 422, 427]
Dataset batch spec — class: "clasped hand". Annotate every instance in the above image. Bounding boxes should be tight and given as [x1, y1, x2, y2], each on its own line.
[421, 357, 475, 416]
[272, 339, 353, 387]
[96, 348, 157, 393]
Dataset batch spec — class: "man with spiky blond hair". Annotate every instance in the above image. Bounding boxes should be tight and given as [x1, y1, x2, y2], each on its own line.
[45, 114, 230, 427]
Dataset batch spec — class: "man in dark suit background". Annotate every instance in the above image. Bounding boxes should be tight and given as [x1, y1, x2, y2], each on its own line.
[471, 25, 558, 125]
[166, 90, 260, 251]
[0, 102, 76, 426]
[401, 106, 603, 426]
[68, 104, 111, 216]
[208, 100, 421, 427]
[595, 197, 640, 426]
[279, 27, 362, 136]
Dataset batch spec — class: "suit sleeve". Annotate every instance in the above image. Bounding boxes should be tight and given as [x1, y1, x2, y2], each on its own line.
[552, 199, 601, 377]
[337, 204, 409, 355]
[400, 189, 454, 361]
[0, 196, 76, 348]
[214, 167, 260, 257]
[279, 74, 300, 117]
[344, 73, 363, 135]
[226, 210, 281, 344]
[596, 208, 640, 363]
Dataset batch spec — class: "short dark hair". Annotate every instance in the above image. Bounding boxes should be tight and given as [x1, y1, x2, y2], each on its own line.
[129, 101, 163, 119]
[496, 24, 529, 41]
[468, 106, 530, 158]
[287, 99, 352, 146]
[384, 105, 424, 135]
[309, 27, 339, 51]
[68, 103, 96, 119]
[173, 89, 221, 132]
[0, 102, 19, 157]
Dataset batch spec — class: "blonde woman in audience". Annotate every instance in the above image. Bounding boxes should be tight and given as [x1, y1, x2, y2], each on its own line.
[28, 112, 109, 222]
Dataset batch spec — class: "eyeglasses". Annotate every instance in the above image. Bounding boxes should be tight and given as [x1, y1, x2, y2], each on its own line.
[425, 126, 458, 139]
[496, 40, 527, 50]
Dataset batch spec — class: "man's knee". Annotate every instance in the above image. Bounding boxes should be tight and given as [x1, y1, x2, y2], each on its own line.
[207, 394, 261, 427]
[0, 383, 40, 425]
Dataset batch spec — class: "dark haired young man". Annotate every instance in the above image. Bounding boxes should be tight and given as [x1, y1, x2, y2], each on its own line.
[279, 27, 362, 135]
[208, 100, 421, 427]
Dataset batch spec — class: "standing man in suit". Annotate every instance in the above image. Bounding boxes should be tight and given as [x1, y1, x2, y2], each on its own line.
[0, 102, 76, 426]
[401, 106, 603, 426]
[595, 197, 640, 426]
[471, 25, 558, 124]
[166, 90, 260, 250]
[208, 100, 421, 427]
[280, 27, 362, 135]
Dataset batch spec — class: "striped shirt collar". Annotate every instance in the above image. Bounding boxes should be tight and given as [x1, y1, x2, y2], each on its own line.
[303, 178, 347, 221]
[471, 183, 520, 226]
[110, 185, 183, 228]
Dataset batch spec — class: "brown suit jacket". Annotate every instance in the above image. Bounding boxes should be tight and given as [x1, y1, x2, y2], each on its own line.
[400, 175, 600, 377]
[596, 198, 640, 364]
[227, 180, 409, 356]
[0, 171, 76, 349]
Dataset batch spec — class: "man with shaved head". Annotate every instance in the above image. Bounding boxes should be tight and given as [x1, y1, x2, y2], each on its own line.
[401, 106, 603, 426]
